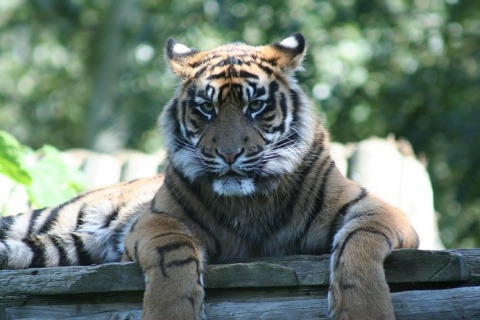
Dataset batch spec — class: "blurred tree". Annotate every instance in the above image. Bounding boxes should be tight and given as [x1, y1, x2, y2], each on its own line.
[0, 0, 478, 247]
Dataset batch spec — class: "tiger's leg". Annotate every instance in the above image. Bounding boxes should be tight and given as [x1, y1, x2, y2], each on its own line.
[124, 211, 205, 320]
[328, 196, 419, 319]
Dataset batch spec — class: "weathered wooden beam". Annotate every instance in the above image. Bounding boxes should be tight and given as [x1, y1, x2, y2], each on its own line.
[452, 249, 480, 275]
[384, 249, 470, 283]
[0, 249, 477, 319]
[0, 250, 470, 297]
[205, 286, 480, 320]
[1, 286, 479, 319]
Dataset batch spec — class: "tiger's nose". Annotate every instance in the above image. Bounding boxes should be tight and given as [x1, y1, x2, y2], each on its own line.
[216, 148, 243, 164]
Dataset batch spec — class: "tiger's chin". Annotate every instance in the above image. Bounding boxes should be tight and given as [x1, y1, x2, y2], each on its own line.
[212, 176, 256, 197]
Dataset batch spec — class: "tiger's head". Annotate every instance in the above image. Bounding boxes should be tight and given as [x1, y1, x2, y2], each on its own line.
[160, 33, 317, 197]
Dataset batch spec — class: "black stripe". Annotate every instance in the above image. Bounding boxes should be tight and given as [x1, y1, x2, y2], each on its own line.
[156, 240, 196, 256]
[206, 70, 228, 80]
[166, 99, 184, 152]
[181, 99, 189, 133]
[290, 89, 302, 131]
[268, 80, 279, 96]
[342, 283, 356, 290]
[334, 227, 392, 270]
[255, 127, 272, 144]
[76, 204, 88, 228]
[109, 213, 138, 259]
[239, 70, 259, 79]
[27, 208, 47, 236]
[129, 217, 139, 232]
[297, 159, 335, 243]
[283, 139, 325, 222]
[231, 83, 243, 102]
[328, 188, 368, 250]
[189, 119, 200, 131]
[134, 240, 139, 261]
[194, 65, 208, 79]
[167, 166, 206, 214]
[242, 154, 263, 165]
[36, 206, 61, 234]
[150, 197, 162, 214]
[50, 235, 71, 266]
[256, 63, 274, 76]
[255, 86, 266, 98]
[71, 233, 94, 265]
[290, 89, 301, 109]
[217, 83, 230, 104]
[275, 92, 288, 133]
[215, 58, 236, 68]
[124, 247, 132, 261]
[0, 215, 15, 240]
[24, 238, 46, 268]
[156, 240, 197, 278]
[312, 160, 335, 215]
[103, 207, 119, 228]
[247, 81, 257, 100]
[336, 188, 368, 221]
[166, 256, 199, 270]
[38, 192, 89, 234]
[261, 115, 275, 122]
[150, 232, 196, 242]
[249, 141, 327, 249]
[164, 168, 222, 260]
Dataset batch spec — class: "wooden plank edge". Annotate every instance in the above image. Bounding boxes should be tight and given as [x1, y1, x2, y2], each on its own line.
[0, 249, 472, 296]
[1, 286, 479, 320]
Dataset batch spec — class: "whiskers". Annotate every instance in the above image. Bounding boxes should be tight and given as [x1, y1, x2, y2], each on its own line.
[271, 129, 300, 150]
[167, 126, 308, 184]
[171, 136, 196, 152]
[169, 137, 211, 178]
[258, 127, 309, 176]
[262, 129, 301, 160]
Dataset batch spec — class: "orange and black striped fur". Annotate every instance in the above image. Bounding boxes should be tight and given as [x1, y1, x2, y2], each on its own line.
[0, 34, 419, 319]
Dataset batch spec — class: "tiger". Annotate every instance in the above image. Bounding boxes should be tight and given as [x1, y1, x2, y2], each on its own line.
[0, 33, 419, 319]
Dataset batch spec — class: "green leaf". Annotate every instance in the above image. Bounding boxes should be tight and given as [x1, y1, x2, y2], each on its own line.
[0, 131, 32, 186]
[26, 145, 85, 208]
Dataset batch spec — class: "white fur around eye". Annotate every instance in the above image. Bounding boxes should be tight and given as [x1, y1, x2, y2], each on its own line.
[248, 101, 267, 119]
[279, 36, 299, 49]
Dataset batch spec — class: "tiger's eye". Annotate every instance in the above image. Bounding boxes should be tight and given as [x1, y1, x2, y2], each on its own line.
[201, 102, 215, 113]
[249, 100, 264, 110]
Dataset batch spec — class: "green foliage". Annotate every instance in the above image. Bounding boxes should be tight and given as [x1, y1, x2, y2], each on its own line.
[0, 131, 32, 186]
[0, 131, 85, 214]
[0, 0, 478, 247]
[24, 145, 85, 208]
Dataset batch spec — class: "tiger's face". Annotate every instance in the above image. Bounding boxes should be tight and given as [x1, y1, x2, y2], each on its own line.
[160, 34, 316, 196]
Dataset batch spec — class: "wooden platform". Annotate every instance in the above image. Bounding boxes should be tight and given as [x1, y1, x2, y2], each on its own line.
[0, 249, 479, 319]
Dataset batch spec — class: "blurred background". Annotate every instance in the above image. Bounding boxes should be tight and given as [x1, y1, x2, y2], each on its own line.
[0, 0, 478, 248]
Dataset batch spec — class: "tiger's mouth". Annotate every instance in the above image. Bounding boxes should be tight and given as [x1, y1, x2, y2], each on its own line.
[216, 169, 258, 180]
[224, 169, 247, 176]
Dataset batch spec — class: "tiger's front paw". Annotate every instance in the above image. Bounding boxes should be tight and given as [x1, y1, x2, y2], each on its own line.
[327, 277, 395, 320]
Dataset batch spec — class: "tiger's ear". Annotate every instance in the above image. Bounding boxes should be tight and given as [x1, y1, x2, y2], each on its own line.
[264, 33, 306, 74]
[165, 38, 207, 79]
